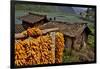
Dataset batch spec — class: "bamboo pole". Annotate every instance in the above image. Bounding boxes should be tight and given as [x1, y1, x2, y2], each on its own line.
[15, 28, 59, 39]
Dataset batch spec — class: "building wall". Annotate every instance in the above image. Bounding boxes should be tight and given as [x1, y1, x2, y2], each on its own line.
[64, 31, 88, 51]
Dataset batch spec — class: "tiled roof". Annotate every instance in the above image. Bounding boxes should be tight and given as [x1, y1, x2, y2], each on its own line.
[40, 21, 91, 37]
[18, 12, 46, 24]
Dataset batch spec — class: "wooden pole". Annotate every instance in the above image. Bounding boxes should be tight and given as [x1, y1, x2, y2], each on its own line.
[50, 32, 55, 63]
[15, 28, 59, 39]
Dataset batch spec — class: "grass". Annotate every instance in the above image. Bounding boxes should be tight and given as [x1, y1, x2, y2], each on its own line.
[87, 22, 95, 48]
[63, 48, 80, 63]
[15, 4, 62, 13]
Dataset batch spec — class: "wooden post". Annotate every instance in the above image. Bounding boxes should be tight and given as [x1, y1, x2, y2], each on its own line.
[50, 32, 55, 63]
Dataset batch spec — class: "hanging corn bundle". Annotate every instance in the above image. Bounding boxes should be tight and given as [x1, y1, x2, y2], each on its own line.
[27, 28, 42, 36]
[15, 37, 41, 66]
[55, 32, 64, 63]
[15, 27, 64, 66]
[15, 40, 27, 66]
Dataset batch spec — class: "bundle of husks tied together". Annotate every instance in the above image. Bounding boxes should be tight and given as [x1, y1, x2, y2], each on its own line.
[15, 27, 64, 66]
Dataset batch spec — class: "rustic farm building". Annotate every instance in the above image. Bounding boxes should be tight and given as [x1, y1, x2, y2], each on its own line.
[15, 19, 92, 51]
[18, 12, 48, 29]
[40, 21, 92, 51]
[17, 12, 92, 51]
[16, 12, 92, 51]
